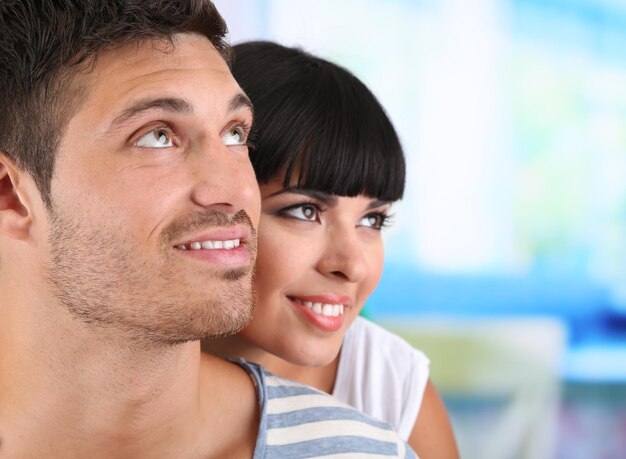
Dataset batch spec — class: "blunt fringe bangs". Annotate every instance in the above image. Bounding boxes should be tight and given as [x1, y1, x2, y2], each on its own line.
[232, 41, 405, 202]
[0, 0, 228, 208]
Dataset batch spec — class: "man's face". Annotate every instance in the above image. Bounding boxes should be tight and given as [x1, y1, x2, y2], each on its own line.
[44, 34, 260, 344]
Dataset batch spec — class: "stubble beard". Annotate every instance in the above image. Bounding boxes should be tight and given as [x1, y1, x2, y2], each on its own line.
[44, 206, 257, 347]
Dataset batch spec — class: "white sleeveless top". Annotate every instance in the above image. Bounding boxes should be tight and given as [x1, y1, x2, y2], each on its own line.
[332, 317, 430, 440]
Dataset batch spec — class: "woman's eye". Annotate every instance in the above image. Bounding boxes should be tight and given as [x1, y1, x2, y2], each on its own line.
[282, 204, 320, 222]
[358, 213, 387, 230]
[135, 129, 174, 148]
[222, 127, 246, 146]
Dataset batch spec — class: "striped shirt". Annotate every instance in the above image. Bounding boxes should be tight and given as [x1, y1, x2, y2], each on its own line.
[235, 359, 418, 459]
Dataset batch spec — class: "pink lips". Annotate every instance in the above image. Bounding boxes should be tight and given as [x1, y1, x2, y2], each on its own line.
[173, 224, 253, 269]
[175, 225, 251, 247]
[288, 294, 352, 332]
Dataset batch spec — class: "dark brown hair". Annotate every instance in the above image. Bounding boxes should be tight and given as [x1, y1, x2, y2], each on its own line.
[0, 0, 228, 207]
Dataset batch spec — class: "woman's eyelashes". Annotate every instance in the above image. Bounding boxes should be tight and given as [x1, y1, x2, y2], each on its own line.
[276, 201, 392, 230]
[358, 212, 392, 230]
[279, 202, 323, 223]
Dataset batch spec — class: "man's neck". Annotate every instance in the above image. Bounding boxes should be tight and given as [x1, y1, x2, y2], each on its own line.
[0, 289, 259, 458]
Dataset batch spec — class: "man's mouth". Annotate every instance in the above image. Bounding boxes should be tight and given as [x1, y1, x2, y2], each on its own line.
[290, 297, 345, 317]
[175, 238, 241, 250]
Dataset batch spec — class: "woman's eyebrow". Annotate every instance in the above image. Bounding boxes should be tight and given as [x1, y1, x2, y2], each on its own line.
[266, 187, 338, 206]
[367, 199, 391, 210]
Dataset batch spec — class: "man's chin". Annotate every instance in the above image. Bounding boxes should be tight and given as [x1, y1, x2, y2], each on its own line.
[160, 292, 255, 345]
[220, 266, 252, 281]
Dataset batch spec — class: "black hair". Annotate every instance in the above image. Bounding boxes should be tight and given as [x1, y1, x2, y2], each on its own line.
[231, 41, 405, 201]
[0, 0, 228, 208]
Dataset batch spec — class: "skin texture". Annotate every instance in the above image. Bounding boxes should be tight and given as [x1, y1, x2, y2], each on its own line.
[204, 175, 459, 459]
[0, 34, 262, 458]
[244, 180, 387, 366]
[410, 380, 460, 459]
[46, 37, 258, 345]
[204, 178, 386, 370]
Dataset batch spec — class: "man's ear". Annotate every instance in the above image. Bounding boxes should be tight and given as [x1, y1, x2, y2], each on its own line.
[0, 152, 33, 240]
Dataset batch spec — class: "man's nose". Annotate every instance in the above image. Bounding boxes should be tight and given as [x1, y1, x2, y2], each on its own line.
[189, 138, 260, 218]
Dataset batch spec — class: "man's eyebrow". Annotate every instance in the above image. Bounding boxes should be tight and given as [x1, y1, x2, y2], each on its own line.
[108, 97, 193, 131]
[229, 92, 253, 116]
[107, 93, 252, 135]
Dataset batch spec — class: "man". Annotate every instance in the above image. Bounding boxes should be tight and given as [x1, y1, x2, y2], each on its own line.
[0, 1, 415, 457]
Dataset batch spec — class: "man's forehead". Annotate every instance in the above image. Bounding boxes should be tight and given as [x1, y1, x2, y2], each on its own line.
[72, 33, 243, 125]
[88, 33, 229, 83]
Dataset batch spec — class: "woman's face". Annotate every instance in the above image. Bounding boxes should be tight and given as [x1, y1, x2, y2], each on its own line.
[239, 176, 390, 367]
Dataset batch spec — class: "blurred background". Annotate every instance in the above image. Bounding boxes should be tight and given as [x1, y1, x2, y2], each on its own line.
[214, 1, 626, 458]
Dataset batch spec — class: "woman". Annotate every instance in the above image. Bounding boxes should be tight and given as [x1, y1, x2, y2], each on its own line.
[204, 41, 459, 459]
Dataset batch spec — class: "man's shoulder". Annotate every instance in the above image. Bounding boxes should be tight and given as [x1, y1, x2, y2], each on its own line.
[236, 359, 417, 459]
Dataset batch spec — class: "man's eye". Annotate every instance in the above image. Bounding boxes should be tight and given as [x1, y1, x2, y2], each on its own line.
[222, 127, 246, 146]
[281, 204, 320, 222]
[136, 129, 174, 148]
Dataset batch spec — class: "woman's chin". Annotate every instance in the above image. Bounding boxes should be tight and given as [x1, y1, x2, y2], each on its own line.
[281, 345, 341, 369]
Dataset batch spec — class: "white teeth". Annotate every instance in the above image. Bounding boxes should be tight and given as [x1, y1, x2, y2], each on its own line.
[178, 239, 240, 251]
[292, 297, 346, 317]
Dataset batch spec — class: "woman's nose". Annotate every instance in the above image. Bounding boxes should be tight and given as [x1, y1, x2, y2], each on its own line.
[316, 228, 368, 283]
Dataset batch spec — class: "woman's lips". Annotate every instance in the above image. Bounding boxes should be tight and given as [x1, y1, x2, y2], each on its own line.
[287, 295, 350, 332]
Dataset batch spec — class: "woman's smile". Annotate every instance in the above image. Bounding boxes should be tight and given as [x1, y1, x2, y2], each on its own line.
[235, 177, 386, 366]
[287, 293, 353, 331]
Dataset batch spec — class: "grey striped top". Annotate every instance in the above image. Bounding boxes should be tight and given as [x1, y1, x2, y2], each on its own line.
[236, 359, 418, 459]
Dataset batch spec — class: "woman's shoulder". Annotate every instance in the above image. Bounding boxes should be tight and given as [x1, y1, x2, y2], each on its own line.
[345, 316, 430, 366]
[335, 316, 431, 439]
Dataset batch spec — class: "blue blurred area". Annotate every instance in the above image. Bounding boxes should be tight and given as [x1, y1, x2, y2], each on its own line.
[515, 0, 626, 54]
[367, 264, 626, 382]
[368, 265, 610, 323]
